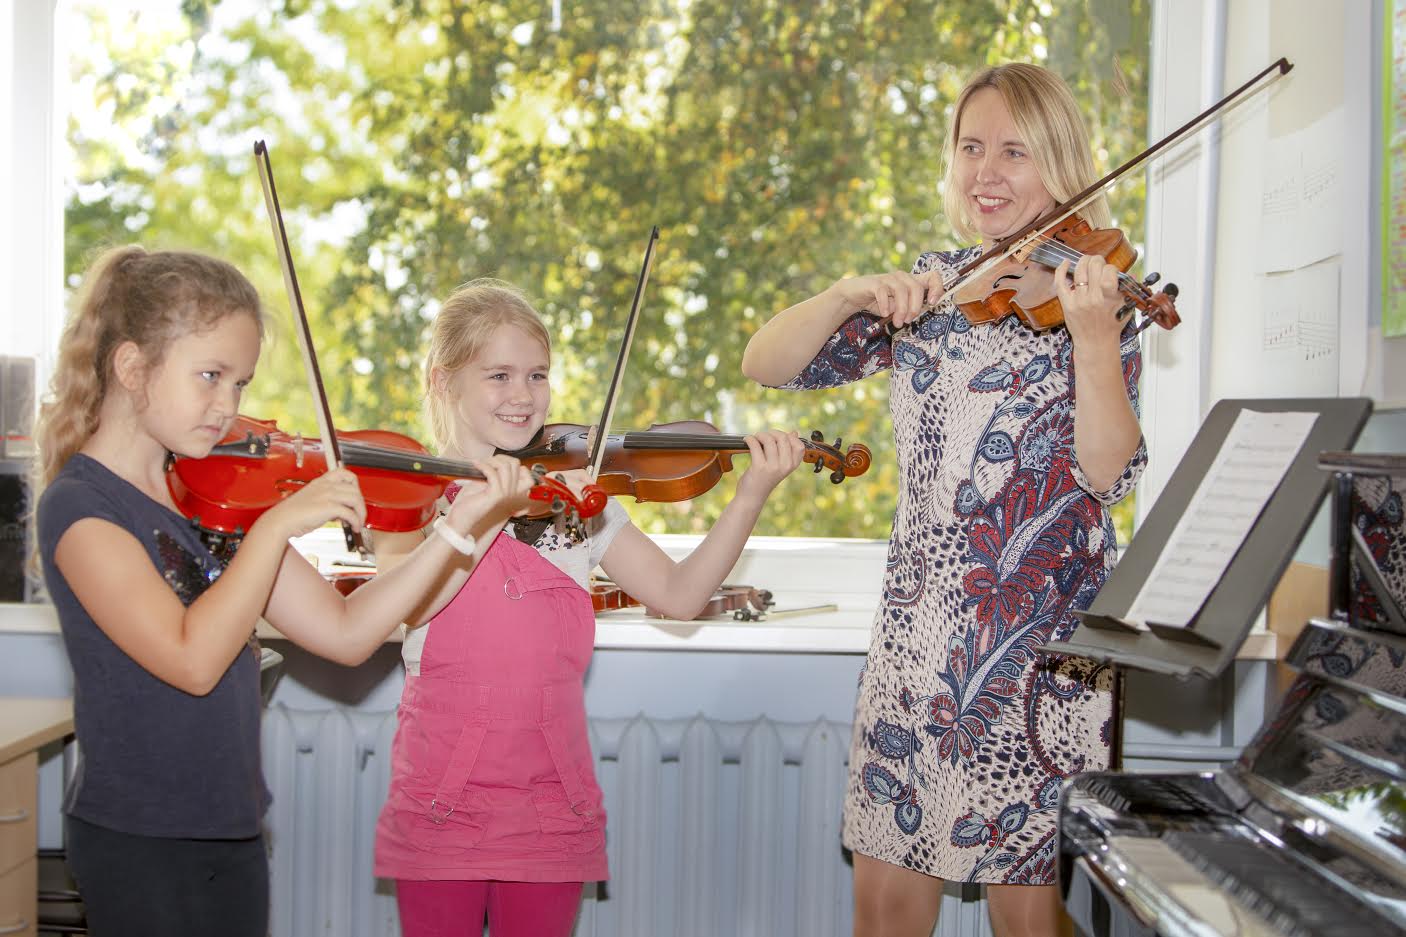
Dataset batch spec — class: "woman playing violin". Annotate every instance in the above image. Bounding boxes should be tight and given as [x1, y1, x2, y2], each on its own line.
[742, 63, 1146, 937]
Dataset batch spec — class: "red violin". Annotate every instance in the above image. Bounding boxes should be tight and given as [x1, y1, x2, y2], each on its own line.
[168, 415, 608, 539]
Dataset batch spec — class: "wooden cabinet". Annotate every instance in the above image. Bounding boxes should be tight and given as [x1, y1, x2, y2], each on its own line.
[0, 699, 73, 937]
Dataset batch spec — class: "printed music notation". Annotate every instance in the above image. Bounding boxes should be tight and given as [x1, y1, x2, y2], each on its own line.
[1122, 410, 1319, 631]
[1259, 261, 1340, 395]
[1257, 109, 1344, 274]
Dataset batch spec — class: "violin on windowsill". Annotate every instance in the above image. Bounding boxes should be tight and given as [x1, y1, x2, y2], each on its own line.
[589, 579, 775, 619]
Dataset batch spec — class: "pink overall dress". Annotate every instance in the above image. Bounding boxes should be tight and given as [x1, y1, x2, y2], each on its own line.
[374, 531, 608, 883]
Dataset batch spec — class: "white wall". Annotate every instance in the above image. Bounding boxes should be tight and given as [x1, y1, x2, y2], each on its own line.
[2, 0, 62, 393]
[1209, 0, 1374, 404]
[1140, 0, 1227, 516]
[1140, 0, 1385, 527]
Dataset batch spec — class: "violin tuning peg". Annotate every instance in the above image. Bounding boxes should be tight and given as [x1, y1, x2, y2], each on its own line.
[830, 469, 845, 484]
[832, 436, 843, 451]
[809, 430, 824, 444]
[1143, 271, 1161, 287]
[1162, 283, 1179, 299]
[812, 461, 824, 474]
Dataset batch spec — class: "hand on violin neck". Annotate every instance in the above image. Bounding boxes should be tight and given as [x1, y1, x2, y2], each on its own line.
[1054, 256, 1123, 349]
[735, 429, 807, 502]
[260, 467, 367, 541]
[828, 268, 945, 329]
[547, 467, 600, 502]
[444, 456, 538, 532]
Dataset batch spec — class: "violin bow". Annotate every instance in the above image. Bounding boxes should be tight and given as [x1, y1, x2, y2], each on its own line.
[253, 140, 364, 553]
[586, 226, 660, 479]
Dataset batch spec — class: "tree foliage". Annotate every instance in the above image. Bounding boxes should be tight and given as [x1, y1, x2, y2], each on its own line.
[65, 0, 1149, 539]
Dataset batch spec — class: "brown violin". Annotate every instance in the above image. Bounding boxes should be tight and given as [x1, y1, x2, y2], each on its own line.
[951, 212, 1180, 333]
[589, 580, 641, 612]
[658, 584, 773, 620]
[509, 422, 872, 503]
[588, 579, 773, 618]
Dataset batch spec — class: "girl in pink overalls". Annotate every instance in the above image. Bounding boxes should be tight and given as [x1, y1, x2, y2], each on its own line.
[372, 279, 806, 937]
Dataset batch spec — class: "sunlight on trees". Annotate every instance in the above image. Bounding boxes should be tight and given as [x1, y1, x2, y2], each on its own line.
[65, 0, 1148, 542]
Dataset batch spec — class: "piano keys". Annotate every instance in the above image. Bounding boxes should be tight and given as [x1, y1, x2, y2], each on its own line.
[1058, 453, 1406, 936]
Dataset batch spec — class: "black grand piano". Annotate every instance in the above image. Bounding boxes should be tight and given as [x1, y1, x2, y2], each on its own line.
[1058, 452, 1406, 936]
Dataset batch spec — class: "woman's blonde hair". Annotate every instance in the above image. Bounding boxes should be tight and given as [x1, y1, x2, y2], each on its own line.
[33, 245, 263, 488]
[424, 278, 552, 452]
[941, 63, 1111, 243]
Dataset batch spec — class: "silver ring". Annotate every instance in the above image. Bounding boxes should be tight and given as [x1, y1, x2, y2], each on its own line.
[504, 577, 523, 600]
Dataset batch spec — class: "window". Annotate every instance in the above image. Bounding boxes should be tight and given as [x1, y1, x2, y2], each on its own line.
[63, 0, 1150, 540]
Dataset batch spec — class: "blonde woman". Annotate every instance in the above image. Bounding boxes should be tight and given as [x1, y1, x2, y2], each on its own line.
[742, 64, 1146, 937]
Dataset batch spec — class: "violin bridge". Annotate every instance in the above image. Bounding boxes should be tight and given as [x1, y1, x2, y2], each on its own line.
[1010, 233, 1038, 262]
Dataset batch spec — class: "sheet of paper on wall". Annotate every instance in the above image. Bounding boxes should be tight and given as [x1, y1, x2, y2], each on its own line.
[1259, 259, 1340, 396]
[1121, 410, 1319, 630]
[1256, 108, 1345, 273]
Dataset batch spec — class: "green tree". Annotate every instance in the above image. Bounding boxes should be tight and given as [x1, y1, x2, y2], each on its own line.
[65, 0, 1149, 540]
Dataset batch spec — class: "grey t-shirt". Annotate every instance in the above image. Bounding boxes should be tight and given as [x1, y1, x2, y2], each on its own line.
[37, 453, 270, 839]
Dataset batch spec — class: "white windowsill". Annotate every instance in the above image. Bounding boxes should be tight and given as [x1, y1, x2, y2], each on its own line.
[1, 531, 1278, 658]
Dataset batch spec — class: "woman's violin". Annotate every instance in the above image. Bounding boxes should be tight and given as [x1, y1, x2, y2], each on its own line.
[168, 414, 608, 540]
[508, 421, 872, 503]
[951, 212, 1180, 333]
[894, 58, 1295, 336]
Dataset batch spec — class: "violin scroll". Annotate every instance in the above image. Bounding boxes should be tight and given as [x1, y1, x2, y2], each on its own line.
[522, 464, 612, 539]
[806, 431, 872, 484]
[1117, 270, 1181, 335]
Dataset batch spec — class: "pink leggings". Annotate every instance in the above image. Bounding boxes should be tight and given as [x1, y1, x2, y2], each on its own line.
[395, 879, 583, 937]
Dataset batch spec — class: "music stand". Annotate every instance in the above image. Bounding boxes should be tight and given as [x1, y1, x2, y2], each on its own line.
[1040, 397, 1373, 680]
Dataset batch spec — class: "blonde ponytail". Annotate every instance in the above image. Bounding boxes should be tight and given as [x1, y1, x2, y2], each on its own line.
[33, 246, 143, 488]
[29, 246, 262, 577]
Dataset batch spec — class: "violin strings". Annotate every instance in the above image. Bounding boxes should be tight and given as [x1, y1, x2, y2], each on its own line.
[1024, 233, 1154, 301]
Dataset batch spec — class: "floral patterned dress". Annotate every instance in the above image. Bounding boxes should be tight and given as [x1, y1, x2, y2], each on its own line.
[781, 248, 1146, 884]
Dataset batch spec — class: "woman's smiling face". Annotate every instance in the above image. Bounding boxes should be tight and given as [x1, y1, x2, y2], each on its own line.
[952, 86, 1057, 248]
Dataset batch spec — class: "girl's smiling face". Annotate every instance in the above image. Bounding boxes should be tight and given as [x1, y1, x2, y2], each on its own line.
[438, 323, 551, 459]
[952, 86, 1057, 248]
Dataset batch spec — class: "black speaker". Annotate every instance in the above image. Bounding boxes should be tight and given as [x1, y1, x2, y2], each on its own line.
[0, 464, 28, 602]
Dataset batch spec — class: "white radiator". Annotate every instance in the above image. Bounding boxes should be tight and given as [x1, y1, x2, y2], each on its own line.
[260, 705, 992, 937]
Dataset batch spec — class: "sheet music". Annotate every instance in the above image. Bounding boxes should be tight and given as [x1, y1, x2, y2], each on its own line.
[1259, 260, 1340, 396]
[1123, 410, 1319, 629]
[1256, 108, 1345, 273]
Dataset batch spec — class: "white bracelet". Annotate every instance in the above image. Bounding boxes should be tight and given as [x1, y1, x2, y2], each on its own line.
[432, 516, 477, 556]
